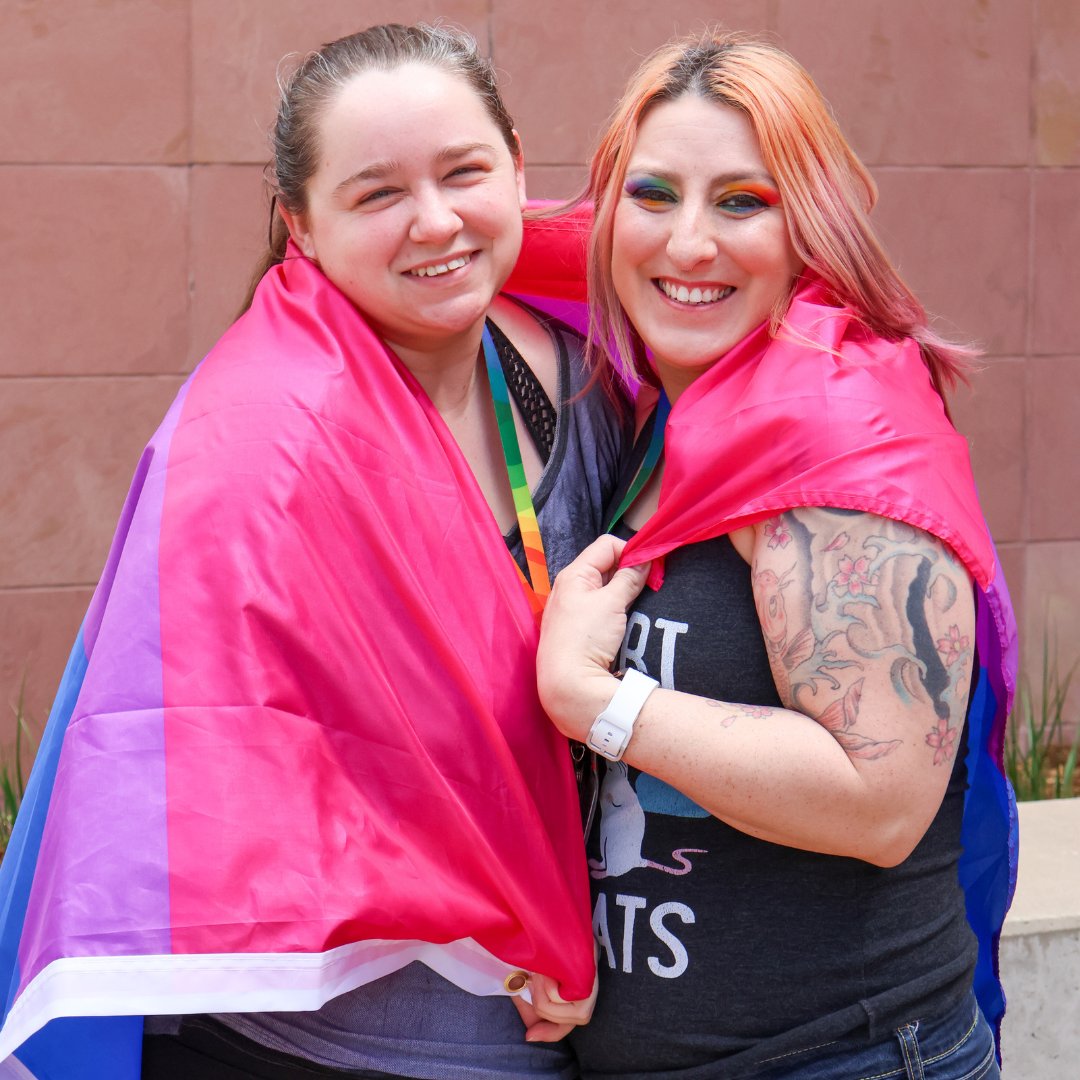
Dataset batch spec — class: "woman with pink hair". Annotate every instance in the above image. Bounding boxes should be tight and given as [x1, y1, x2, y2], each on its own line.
[528, 31, 1016, 1080]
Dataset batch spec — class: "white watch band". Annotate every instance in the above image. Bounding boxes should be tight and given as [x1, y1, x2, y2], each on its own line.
[586, 669, 659, 761]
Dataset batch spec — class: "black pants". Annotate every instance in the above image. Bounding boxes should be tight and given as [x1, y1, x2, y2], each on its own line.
[141, 1017, 408, 1080]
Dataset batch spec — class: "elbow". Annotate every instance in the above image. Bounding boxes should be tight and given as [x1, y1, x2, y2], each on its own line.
[838, 775, 945, 867]
[854, 815, 932, 868]
[863, 843, 915, 870]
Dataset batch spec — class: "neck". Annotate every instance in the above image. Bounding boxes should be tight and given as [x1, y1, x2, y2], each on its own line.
[390, 325, 487, 417]
[652, 363, 694, 408]
[661, 380, 687, 407]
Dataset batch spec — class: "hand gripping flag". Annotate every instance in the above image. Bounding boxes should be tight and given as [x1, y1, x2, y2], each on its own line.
[0, 248, 595, 1077]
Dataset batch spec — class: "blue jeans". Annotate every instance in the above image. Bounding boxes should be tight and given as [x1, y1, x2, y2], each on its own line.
[752, 990, 999, 1079]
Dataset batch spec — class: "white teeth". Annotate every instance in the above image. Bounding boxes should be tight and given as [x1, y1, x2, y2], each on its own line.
[658, 280, 734, 304]
[410, 255, 470, 277]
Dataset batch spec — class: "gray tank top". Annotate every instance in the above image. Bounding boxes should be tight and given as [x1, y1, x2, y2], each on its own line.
[570, 524, 976, 1078]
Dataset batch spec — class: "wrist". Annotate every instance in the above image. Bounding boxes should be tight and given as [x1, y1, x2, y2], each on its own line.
[540, 668, 620, 741]
[585, 669, 659, 761]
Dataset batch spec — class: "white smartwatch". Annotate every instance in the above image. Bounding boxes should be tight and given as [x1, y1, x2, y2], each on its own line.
[585, 669, 659, 761]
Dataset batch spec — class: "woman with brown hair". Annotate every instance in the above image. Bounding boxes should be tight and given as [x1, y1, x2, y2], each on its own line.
[0, 23, 624, 1080]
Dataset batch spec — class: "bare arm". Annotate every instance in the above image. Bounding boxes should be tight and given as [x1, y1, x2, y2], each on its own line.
[537, 510, 976, 867]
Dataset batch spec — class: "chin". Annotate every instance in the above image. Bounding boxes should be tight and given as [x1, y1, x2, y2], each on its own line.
[652, 338, 729, 374]
[420, 300, 492, 337]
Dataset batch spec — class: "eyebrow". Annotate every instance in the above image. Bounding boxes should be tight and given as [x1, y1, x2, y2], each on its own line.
[332, 142, 501, 197]
[333, 160, 399, 195]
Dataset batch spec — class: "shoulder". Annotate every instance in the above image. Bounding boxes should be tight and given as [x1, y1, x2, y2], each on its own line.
[186, 310, 338, 420]
[488, 294, 562, 405]
[750, 507, 974, 601]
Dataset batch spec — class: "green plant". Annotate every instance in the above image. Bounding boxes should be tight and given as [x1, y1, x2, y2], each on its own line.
[1005, 630, 1080, 801]
[0, 675, 37, 859]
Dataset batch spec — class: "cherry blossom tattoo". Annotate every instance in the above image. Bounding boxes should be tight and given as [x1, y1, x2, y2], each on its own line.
[763, 516, 793, 550]
[704, 699, 739, 726]
[752, 508, 974, 767]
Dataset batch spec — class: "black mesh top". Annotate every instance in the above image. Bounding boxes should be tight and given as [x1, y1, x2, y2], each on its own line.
[486, 317, 558, 463]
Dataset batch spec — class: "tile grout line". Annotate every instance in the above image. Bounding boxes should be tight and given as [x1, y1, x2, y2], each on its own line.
[186, 0, 196, 372]
[0, 161, 1077, 171]
[0, 585, 98, 595]
[1022, 0, 1037, 553]
[0, 374, 191, 383]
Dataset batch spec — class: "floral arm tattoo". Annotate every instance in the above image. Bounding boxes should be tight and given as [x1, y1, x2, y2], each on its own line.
[752, 508, 975, 768]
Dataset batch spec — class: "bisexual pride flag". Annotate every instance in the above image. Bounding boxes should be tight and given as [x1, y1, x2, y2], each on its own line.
[0, 249, 596, 1077]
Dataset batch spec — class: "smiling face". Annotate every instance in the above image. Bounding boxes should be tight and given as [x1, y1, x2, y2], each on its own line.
[611, 94, 803, 401]
[281, 62, 526, 361]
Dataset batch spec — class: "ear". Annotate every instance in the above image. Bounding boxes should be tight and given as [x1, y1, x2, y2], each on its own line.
[277, 202, 318, 261]
[512, 129, 527, 210]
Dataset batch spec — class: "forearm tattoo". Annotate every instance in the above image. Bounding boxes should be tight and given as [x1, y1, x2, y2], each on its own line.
[752, 508, 974, 767]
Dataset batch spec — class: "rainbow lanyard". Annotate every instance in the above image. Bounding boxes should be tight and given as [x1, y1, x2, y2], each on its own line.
[483, 324, 551, 609]
[605, 393, 670, 532]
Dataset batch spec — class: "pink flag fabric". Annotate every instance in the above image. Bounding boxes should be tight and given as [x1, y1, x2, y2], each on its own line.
[0, 245, 595, 1073]
[621, 273, 997, 589]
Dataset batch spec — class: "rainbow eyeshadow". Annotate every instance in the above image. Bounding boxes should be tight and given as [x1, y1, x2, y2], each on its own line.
[624, 175, 677, 200]
[717, 180, 782, 206]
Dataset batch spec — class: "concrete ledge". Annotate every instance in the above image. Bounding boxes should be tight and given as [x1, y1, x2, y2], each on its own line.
[1002, 797, 1080, 936]
[999, 798, 1080, 1078]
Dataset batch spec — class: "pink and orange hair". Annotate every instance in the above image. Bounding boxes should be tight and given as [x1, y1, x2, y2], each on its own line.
[585, 30, 975, 404]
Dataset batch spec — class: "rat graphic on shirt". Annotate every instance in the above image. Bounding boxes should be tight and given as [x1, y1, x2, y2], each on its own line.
[589, 762, 707, 879]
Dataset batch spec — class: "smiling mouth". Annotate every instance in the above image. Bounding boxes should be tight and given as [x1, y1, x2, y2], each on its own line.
[408, 254, 471, 278]
[656, 279, 735, 305]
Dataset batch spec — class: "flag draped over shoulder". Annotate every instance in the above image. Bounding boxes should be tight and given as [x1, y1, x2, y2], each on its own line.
[510, 214, 1019, 1048]
[0, 247, 595, 1078]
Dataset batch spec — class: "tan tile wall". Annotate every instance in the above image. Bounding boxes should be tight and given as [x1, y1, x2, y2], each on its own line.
[2, 0, 1077, 750]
